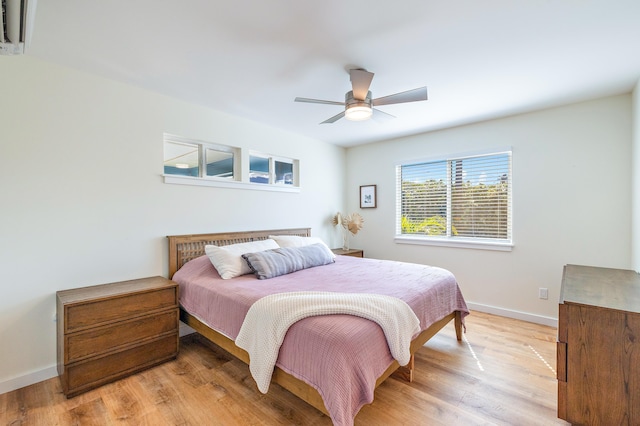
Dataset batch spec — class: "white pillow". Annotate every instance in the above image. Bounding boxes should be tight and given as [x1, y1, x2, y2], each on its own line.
[205, 239, 279, 279]
[268, 235, 336, 259]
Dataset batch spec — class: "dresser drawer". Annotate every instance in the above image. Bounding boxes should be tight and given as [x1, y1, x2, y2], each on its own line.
[65, 309, 179, 363]
[64, 334, 178, 396]
[65, 287, 178, 332]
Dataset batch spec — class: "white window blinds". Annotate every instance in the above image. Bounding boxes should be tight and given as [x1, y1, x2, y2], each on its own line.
[397, 150, 512, 243]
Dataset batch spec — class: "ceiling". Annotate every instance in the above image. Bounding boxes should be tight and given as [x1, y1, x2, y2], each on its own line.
[27, 0, 640, 147]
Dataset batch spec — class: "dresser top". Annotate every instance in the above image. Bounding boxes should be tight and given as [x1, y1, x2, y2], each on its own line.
[57, 276, 176, 304]
[561, 264, 640, 313]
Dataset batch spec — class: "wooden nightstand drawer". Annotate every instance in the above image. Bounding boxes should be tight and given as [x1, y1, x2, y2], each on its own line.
[65, 309, 179, 363]
[65, 334, 178, 397]
[64, 286, 177, 333]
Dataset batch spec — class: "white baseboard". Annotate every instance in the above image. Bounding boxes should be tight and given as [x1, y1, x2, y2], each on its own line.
[466, 301, 558, 328]
[0, 365, 58, 396]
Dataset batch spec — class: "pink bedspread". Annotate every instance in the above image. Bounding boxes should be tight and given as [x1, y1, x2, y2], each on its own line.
[173, 255, 469, 426]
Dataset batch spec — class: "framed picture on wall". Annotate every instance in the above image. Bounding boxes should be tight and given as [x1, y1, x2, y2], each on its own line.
[360, 185, 377, 208]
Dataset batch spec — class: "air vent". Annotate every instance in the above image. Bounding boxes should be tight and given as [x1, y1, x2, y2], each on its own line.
[1, 0, 37, 55]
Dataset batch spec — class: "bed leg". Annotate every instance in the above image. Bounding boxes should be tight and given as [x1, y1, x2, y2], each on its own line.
[395, 354, 415, 382]
[455, 311, 463, 341]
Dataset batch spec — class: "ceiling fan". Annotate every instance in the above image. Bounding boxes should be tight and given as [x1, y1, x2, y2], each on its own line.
[294, 69, 428, 124]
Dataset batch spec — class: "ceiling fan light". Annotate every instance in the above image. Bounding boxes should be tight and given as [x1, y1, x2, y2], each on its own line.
[345, 105, 373, 121]
[344, 91, 373, 121]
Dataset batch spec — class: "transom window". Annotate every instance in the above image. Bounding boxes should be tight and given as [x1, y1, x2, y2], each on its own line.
[396, 149, 512, 249]
[164, 136, 236, 180]
[250, 153, 296, 186]
[162, 134, 300, 192]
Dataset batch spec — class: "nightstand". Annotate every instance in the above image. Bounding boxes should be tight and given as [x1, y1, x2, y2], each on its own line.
[56, 276, 179, 398]
[331, 248, 364, 258]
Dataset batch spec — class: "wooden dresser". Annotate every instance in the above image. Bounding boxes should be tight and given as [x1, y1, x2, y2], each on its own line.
[57, 276, 179, 398]
[557, 264, 640, 424]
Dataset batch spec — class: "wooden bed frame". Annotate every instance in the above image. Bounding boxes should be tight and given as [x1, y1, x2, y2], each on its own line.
[167, 228, 463, 416]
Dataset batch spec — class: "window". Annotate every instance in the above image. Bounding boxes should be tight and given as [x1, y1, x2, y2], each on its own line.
[396, 149, 512, 249]
[205, 147, 234, 179]
[250, 153, 296, 186]
[164, 135, 236, 180]
[162, 134, 300, 192]
[163, 140, 200, 177]
[275, 160, 294, 185]
[249, 155, 269, 184]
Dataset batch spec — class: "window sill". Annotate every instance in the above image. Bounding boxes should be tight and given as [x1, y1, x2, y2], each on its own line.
[163, 175, 301, 193]
[394, 235, 513, 252]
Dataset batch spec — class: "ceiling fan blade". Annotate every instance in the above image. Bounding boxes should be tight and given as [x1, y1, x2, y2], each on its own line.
[372, 108, 396, 123]
[294, 97, 345, 106]
[372, 87, 428, 107]
[320, 111, 345, 124]
[350, 69, 374, 100]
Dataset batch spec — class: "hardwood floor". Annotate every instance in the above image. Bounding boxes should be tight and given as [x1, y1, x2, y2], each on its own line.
[0, 311, 569, 425]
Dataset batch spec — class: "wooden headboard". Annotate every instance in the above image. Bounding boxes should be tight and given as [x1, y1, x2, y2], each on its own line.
[166, 228, 311, 278]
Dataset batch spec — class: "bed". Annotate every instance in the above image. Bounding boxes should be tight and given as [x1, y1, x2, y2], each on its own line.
[167, 228, 468, 425]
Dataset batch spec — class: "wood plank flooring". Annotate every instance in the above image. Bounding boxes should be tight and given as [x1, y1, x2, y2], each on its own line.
[0, 311, 569, 425]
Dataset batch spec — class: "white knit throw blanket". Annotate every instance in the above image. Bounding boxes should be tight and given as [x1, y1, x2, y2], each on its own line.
[235, 291, 421, 393]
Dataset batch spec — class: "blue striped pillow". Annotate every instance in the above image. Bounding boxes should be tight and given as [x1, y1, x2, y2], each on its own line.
[242, 244, 335, 280]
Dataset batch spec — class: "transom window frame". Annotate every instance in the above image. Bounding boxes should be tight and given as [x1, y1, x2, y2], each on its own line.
[162, 133, 300, 193]
[395, 148, 513, 251]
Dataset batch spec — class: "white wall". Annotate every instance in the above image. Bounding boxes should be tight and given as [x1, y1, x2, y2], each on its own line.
[345, 95, 632, 324]
[632, 79, 640, 272]
[0, 56, 345, 392]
